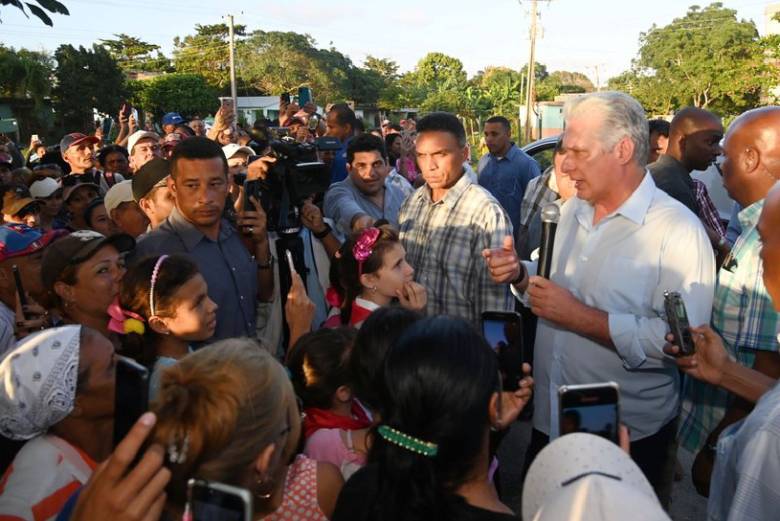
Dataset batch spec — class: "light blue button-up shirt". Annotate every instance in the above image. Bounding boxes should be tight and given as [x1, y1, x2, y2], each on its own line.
[478, 143, 540, 232]
[513, 173, 715, 440]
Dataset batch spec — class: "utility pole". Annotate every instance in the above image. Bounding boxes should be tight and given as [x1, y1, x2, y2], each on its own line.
[227, 14, 238, 117]
[523, 0, 539, 143]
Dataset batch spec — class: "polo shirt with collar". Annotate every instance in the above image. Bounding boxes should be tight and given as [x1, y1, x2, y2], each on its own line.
[324, 173, 410, 237]
[133, 206, 258, 341]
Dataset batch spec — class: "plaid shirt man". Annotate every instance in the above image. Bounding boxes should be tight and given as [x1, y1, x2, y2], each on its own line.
[692, 178, 726, 239]
[399, 169, 514, 326]
[679, 198, 780, 452]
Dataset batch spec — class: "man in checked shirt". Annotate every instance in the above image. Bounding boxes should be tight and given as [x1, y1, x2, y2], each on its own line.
[397, 112, 515, 326]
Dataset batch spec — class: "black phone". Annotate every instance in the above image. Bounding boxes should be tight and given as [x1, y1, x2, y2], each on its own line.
[664, 290, 695, 356]
[298, 87, 313, 107]
[242, 179, 263, 213]
[113, 356, 149, 448]
[188, 479, 253, 521]
[12, 265, 28, 316]
[558, 382, 620, 443]
[121, 102, 132, 119]
[481, 311, 524, 391]
[280, 92, 291, 105]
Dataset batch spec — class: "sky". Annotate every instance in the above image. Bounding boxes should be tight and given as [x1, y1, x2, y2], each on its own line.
[0, 0, 774, 87]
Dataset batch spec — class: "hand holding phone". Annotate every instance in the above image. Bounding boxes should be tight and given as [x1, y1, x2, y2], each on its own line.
[481, 311, 524, 391]
[664, 291, 695, 356]
[188, 479, 253, 521]
[113, 356, 150, 448]
[559, 382, 620, 443]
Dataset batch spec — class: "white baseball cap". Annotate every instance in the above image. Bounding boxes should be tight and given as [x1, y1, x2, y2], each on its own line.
[104, 180, 135, 214]
[127, 130, 160, 155]
[222, 143, 254, 160]
[29, 177, 61, 199]
[522, 433, 670, 521]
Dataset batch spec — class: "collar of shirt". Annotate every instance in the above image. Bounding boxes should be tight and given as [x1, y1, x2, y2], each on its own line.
[575, 171, 655, 229]
[737, 198, 765, 231]
[655, 154, 693, 183]
[489, 143, 519, 162]
[166, 206, 232, 250]
[416, 169, 474, 210]
[354, 297, 381, 312]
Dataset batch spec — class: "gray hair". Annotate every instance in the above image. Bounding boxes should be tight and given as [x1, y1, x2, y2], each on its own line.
[563, 92, 649, 167]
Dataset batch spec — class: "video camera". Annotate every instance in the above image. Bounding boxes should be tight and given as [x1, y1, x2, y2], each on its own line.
[244, 135, 341, 234]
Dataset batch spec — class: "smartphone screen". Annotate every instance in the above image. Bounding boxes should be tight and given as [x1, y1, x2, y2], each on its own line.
[481, 312, 524, 391]
[559, 383, 619, 443]
[189, 479, 252, 521]
[113, 356, 149, 448]
[298, 87, 312, 107]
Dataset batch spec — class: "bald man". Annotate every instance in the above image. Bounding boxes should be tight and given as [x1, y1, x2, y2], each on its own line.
[678, 107, 780, 493]
[649, 108, 727, 252]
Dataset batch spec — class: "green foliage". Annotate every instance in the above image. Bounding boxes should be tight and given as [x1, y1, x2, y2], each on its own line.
[1, 0, 69, 26]
[609, 2, 770, 115]
[173, 23, 246, 92]
[0, 45, 53, 104]
[129, 73, 218, 119]
[100, 34, 172, 72]
[399, 52, 468, 112]
[52, 44, 127, 132]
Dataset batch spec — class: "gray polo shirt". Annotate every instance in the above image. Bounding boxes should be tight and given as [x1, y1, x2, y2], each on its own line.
[133, 206, 258, 341]
[323, 173, 411, 236]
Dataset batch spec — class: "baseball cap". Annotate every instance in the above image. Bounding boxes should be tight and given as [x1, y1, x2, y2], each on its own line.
[104, 180, 135, 214]
[41, 230, 135, 292]
[0, 153, 12, 167]
[132, 157, 169, 201]
[0, 224, 65, 263]
[522, 433, 668, 521]
[162, 112, 184, 126]
[30, 177, 61, 199]
[59, 133, 99, 153]
[222, 143, 255, 159]
[63, 182, 100, 203]
[127, 130, 160, 155]
[2, 186, 38, 217]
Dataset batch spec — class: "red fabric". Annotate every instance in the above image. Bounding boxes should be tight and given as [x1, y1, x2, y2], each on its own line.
[303, 401, 371, 439]
[322, 301, 374, 329]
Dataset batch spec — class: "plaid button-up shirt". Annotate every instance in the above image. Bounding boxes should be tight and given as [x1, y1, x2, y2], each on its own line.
[692, 178, 726, 239]
[398, 170, 514, 326]
[679, 198, 780, 452]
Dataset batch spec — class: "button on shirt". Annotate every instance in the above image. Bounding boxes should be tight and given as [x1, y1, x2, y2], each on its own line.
[478, 144, 540, 232]
[134, 207, 258, 341]
[679, 198, 780, 452]
[515, 173, 715, 440]
[324, 173, 411, 237]
[398, 170, 514, 327]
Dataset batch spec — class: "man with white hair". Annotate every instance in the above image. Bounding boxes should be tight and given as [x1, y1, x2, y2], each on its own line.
[484, 91, 716, 503]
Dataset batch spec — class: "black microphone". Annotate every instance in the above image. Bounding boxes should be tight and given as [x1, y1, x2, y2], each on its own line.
[537, 203, 560, 279]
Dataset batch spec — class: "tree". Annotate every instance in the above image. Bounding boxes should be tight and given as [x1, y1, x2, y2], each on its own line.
[130, 73, 218, 119]
[52, 44, 127, 132]
[173, 23, 246, 92]
[0, 45, 53, 104]
[401, 52, 468, 112]
[1, 0, 69, 26]
[471, 66, 523, 120]
[100, 34, 171, 72]
[610, 3, 770, 115]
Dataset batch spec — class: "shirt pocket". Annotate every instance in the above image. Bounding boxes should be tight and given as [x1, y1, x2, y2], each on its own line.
[595, 256, 655, 313]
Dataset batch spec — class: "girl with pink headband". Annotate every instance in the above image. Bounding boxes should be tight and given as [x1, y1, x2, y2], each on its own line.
[107, 254, 218, 397]
[324, 225, 427, 329]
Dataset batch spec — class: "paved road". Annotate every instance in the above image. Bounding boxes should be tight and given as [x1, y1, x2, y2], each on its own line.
[497, 420, 708, 520]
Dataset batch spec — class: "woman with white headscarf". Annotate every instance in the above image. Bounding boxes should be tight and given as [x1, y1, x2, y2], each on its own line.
[0, 325, 116, 521]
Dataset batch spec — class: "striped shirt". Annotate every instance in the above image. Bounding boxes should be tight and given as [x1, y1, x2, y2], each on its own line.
[398, 170, 514, 326]
[692, 178, 726, 239]
[0, 435, 96, 521]
[679, 198, 780, 452]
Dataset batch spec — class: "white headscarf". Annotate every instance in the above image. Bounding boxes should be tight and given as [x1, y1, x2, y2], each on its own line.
[0, 326, 81, 440]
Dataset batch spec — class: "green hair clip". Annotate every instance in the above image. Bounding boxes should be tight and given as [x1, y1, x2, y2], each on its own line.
[377, 425, 438, 457]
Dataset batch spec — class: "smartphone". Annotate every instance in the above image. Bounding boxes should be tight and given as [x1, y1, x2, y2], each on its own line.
[243, 179, 262, 213]
[298, 87, 313, 107]
[280, 92, 291, 105]
[220, 97, 234, 110]
[558, 382, 620, 443]
[664, 291, 695, 356]
[31, 134, 39, 143]
[121, 102, 132, 119]
[113, 356, 149, 448]
[307, 114, 320, 132]
[481, 311, 524, 391]
[188, 479, 252, 521]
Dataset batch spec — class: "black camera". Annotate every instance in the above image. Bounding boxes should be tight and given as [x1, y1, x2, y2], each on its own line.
[243, 136, 341, 234]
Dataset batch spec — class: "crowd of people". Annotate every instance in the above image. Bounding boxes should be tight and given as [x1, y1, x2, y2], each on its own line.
[0, 88, 777, 521]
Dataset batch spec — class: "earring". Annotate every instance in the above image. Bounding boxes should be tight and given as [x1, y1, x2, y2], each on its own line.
[371, 286, 377, 293]
[255, 476, 273, 500]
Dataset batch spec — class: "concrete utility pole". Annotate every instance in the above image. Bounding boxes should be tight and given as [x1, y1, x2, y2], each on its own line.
[523, 0, 539, 143]
[227, 14, 238, 117]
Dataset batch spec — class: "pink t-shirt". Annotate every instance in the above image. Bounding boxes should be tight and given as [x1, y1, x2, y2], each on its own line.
[304, 428, 367, 480]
